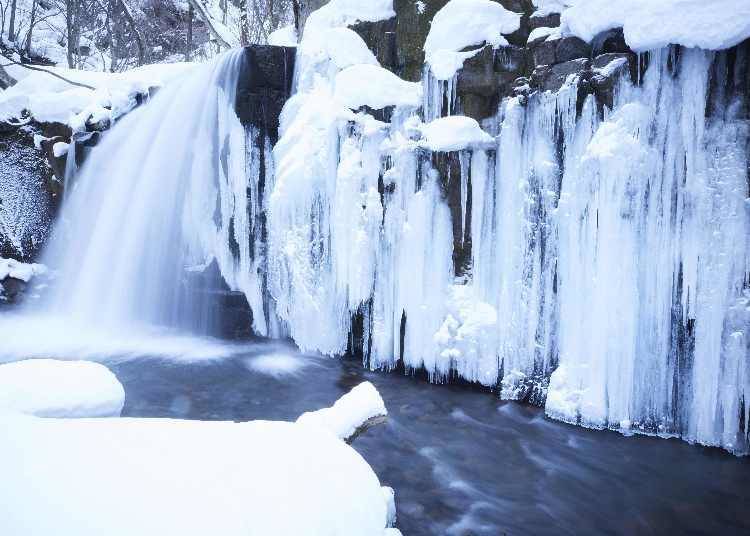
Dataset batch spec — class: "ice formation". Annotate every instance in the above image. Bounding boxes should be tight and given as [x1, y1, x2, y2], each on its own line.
[1, 0, 747, 456]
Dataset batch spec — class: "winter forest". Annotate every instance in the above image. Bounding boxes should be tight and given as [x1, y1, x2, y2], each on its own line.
[0, 0, 749, 535]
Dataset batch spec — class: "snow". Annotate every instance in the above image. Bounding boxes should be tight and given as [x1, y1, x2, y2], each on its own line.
[423, 0, 521, 80]
[335, 64, 422, 110]
[305, 0, 396, 33]
[418, 115, 494, 152]
[52, 141, 69, 157]
[0, 61, 195, 130]
[560, 0, 750, 51]
[269, 24, 299, 47]
[0, 415, 396, 535]
[532, 0, 568, 16]
[297, 381, 387, 441]
[528, 26, 560, 44]
[0, 257, 46, 282]
[0, 359, 124, 418]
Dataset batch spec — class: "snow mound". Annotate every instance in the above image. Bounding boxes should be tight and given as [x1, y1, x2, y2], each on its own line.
[0, 416, 394, 536]
[0, 62, 194, 130]
[269, 24, 299, 47]
[0, 257, 47, 282]
[418, 115, 494, 152]
[561, 0, 750, 51]
[0, 359, 124, 418]
[305, 0, 395, 33]
[424, 0, 521, 80]
[335, 64, 422, 110]
[297, 381, 387, 441]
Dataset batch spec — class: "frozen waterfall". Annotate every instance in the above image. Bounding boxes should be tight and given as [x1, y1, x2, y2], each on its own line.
[0, 38, 747, 453]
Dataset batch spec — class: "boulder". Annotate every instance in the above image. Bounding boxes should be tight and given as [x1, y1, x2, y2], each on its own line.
[531, 58, 591, 93]
[235, 45, 296, 143]
[591, 53, 634, 109]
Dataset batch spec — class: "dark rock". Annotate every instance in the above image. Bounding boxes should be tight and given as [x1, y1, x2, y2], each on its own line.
[531, 58, 591, 92]
[591, 53, 633, 109]
[591, 28, 630, 55]
[528, 12, 560, 31]
[531, 38, 557, 66]
[555, 36, 591, 63]
[235, 45, 296, 143]
[457, 45, 530, 121]
[351, 17, 398, 71]
[0, 123, 56, 261]
[0, 277, 28, 306]
[431, 151, 472, 276]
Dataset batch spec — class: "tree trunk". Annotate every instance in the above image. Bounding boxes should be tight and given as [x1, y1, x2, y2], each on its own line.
[239, 0, 248, 45]
[8, 0, 18, 42]
[24, 0, 37, 54]
[186, 4, 193, 61]
[118, 0, 144, 66]
[186, 0, 233, 49]
[66, 0, 79, 68]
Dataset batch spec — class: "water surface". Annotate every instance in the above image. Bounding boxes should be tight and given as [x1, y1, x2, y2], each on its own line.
[108, 342, 750, 536]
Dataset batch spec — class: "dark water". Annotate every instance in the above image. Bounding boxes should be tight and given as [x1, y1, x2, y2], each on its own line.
[108, 342, 750, 536]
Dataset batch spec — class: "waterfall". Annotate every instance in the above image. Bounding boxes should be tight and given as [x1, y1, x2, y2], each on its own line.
[0, 50, 254, 359]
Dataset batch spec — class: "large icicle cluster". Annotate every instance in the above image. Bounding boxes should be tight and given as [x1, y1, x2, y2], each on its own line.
[232, 2, 749, 454]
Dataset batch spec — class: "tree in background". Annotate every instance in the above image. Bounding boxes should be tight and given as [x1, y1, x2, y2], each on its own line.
[0, 0, 296, 72]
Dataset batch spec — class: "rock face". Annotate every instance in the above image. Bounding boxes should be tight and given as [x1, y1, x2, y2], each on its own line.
[0, 122, 57, 261]
[235, 45, 296, 144]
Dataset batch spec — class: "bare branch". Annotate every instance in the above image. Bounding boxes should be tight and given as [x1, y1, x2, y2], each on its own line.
[0, 52, 95, 89]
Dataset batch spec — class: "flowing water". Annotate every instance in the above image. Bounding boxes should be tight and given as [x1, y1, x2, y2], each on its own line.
[107, 341, 750, 536]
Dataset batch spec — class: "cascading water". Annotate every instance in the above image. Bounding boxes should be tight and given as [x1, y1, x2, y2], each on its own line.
[0, 50, 254, 359]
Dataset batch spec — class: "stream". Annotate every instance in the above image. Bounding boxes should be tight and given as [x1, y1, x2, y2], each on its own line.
[106, 339, 750, 536]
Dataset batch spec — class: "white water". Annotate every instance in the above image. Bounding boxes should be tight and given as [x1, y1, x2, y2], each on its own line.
[0, 50, 255, 360]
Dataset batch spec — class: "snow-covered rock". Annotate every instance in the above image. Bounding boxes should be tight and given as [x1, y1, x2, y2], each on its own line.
[0, 381, 397, 535]
[0, 359, 124, 418]
[0, 257, 47, 282]
[424, 0, 521, 80]
[305, 0, 395, 33]
[561, 0, 750, 52]
[297, 381, 387, 441]
[335, 64, 422, 110]
[0, 62, 194, 131]
[417, 115, 494, 152]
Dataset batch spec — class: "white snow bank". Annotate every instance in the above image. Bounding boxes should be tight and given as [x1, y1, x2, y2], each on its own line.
[297, 381, 387, 441]
[310, 27, 379, 71]
[0, 257, 47, 282]
[418, 115, 494, 152]
[0, 416, 394, 536]
[335, 64, 422, 110]
[0, 62, 195, 130]
[424, 0, 521, 80]
[305, 0, 395, 33]
[532, 0, 568, 16]
[269, 24, 299, 47]
[561, 0, 750, 51]
[0, 359, 124, 418]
